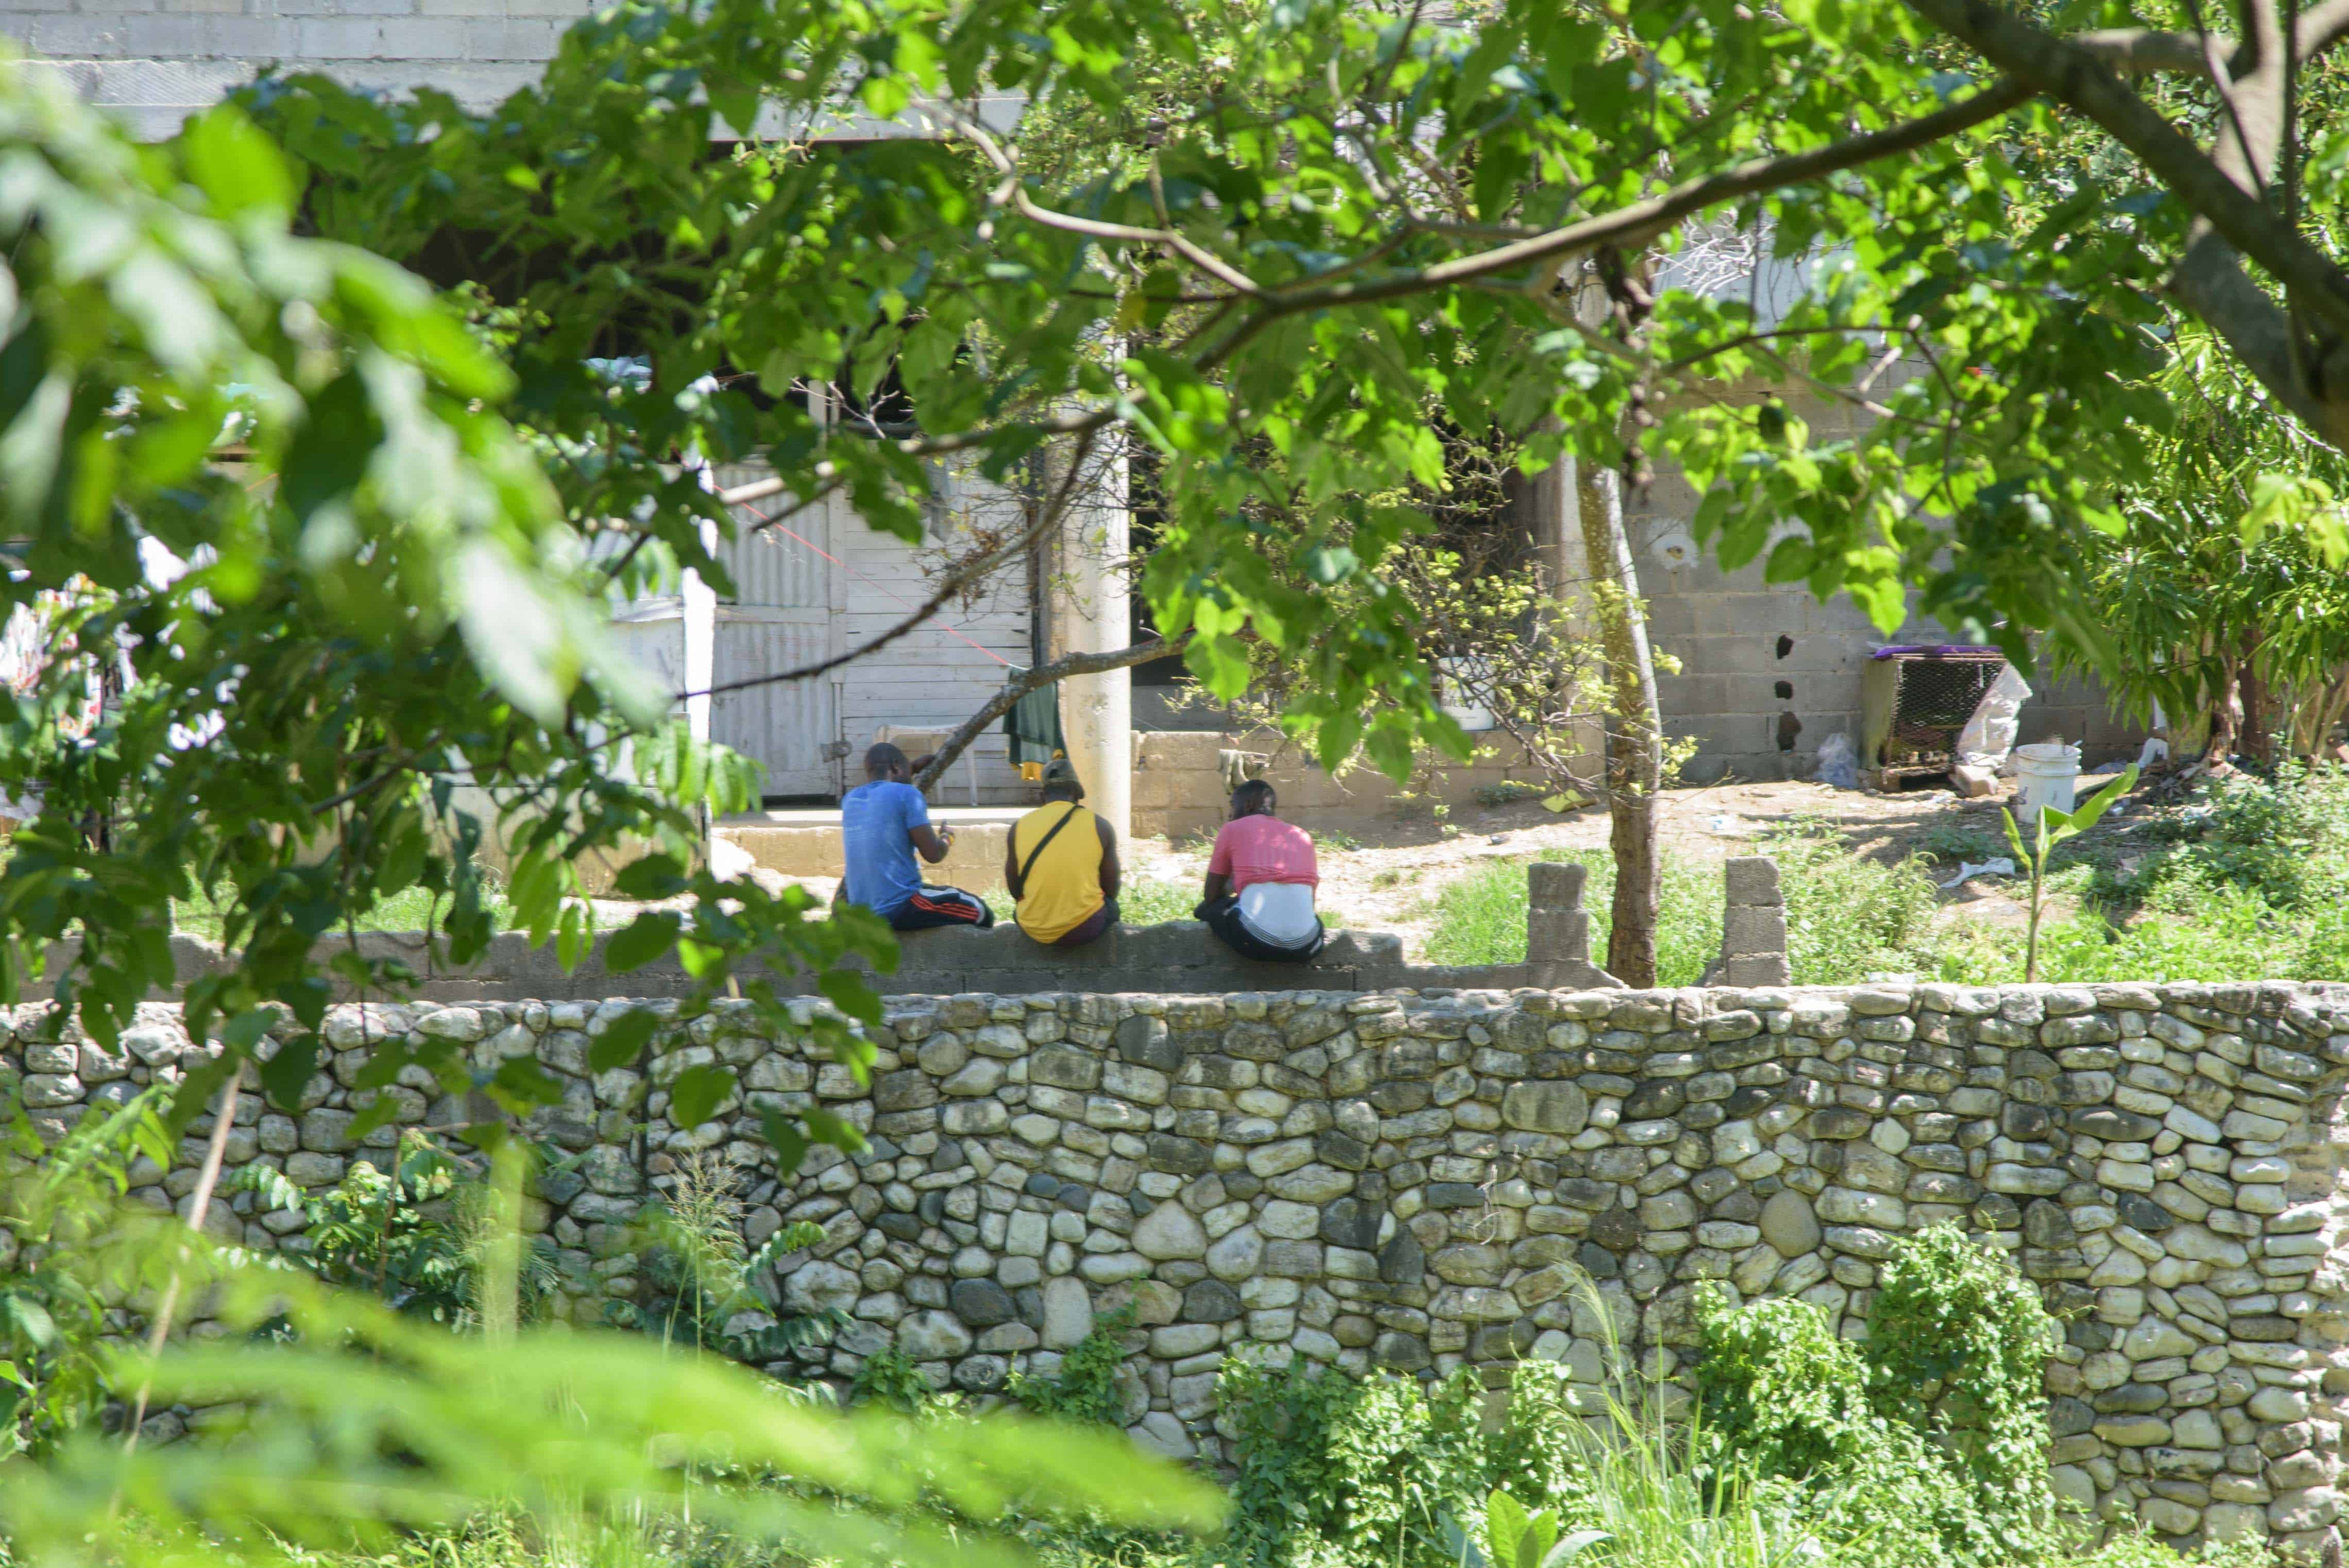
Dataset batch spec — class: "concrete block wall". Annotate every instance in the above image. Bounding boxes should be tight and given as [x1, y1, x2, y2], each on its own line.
[1, 0, 594, 137]
[1628, 391, 2139, 785]
[13, 978, 2349, 1554]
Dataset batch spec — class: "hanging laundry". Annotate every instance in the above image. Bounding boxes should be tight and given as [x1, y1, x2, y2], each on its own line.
[1003, 676, 1065, 780]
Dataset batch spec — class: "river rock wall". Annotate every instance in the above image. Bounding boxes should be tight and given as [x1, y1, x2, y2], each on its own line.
[8, 979, 2349, 1555]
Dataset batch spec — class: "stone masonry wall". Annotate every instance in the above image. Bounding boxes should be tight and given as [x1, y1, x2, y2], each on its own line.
[10, 979, 2349, 1554]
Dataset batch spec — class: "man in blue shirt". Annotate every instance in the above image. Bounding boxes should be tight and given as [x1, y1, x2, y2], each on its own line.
[837, 743, 995, 930]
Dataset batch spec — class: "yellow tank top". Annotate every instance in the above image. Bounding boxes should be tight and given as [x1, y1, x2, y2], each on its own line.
[1010, 802, 1105, 943]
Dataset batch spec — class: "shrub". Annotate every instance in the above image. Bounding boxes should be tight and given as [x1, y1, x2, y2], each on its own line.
[1694, 1225, 2061, 1568]
[1010, 1307, 1137, 1426]
[1218, 1357, 1500, 1568]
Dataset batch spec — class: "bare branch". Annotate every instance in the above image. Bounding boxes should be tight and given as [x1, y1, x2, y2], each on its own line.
[2297, 0, 2349, 54]
[937, 101, 1268, 300]
[911, 635, 1194, 792]
[2168, 238, 2347, 438]
[692, 430, 1103, 700]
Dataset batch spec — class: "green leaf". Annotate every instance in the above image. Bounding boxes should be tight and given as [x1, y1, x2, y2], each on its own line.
[1540, 1531, 1610, 1568]
[588, 1009, 662, 1073]
[181, 105, 297, 217]
[2, 1294, 58, 1351]
[2048, 763, 2139, 846]
[1484, 1489, 1531, 1568]
[668, 1062, 735, 1128]
[759, 1107, 810, 1174]
[603, 912, 682, 974]
[260, 1034, 321, 1113]
[491, 1054, 563, 1109]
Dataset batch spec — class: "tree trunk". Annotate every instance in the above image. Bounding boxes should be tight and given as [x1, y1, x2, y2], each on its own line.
[2238, 629, 2272, 765]
[1573, 460, 1662, 987]
[2208, 652, 2242, 766]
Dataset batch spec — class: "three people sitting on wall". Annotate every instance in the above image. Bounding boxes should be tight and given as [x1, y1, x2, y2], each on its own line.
[837, 749, 1327, 963]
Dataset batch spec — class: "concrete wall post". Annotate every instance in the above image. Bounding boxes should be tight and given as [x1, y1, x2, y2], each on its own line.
[1705, 854, 1792, 985]
[1525, 860, 1622, 988]
[1048, 441, 1132, 842]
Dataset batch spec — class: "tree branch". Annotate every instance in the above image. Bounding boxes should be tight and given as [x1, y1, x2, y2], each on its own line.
[1236, 78, 2033, 314]
[123, 1071, 240, 1456]
[911, 636, 1193, 792]
[2072, 27, 2220, 71]
[693, 429, 1104, 700]
[1903, 0, 2349, 346]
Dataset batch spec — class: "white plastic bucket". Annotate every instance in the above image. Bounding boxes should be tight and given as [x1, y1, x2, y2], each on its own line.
[1436, 657, 1496, 731]
[2013, 742, 2081, 823]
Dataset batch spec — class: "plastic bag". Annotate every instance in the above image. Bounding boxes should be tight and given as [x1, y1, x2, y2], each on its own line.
[1956, 666, 2032, 771]
[1815, 731, 1861, 790]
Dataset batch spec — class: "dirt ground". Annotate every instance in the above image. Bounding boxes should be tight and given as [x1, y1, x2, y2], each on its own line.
[1122, 775, 2072, 959]
[724, 772, 2138, 961]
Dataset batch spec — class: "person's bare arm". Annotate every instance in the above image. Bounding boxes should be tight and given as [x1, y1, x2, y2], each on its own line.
[1004, 836, 1024, 898]
[1202, 870, 1230, 903]
[911, 823, 953, 863]
[1097, 818, 1121, 899]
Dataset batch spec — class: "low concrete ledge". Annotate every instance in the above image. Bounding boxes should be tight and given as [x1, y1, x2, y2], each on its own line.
[62, 926, 1554, 1003]
[46, 855, 1645, 1002]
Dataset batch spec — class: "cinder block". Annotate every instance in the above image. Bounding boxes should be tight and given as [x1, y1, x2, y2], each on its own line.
[199, 16, 296, 53]
[1723, 952, 1792, 985]
[1721, 904, 1786, 956]
[1527, 859, 1587, 910]
[1723, 856, 1781, 907]
[30, 14, 130, 53]
[294, 16, 382, 54]
[1526, 908, 1590, 969]
[461, 15, 553, 56]
[373, 16, 463, 53]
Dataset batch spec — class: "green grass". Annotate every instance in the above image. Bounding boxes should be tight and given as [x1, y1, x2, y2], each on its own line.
[1420, 848, 1723, 982]
[1416, 783, 2349, 985]
[170, 880, 524, 943]
[1420, 826, 1944, 984]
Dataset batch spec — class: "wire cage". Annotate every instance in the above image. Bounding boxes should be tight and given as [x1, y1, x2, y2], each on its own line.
[1860, 646, 2008, 790]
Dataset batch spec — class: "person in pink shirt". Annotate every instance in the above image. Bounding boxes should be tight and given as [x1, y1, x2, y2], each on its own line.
[1194, 780, 1326, 963]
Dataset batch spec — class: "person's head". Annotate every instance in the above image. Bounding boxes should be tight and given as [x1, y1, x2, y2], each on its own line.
[1040, 758, 1086, 803]
[864, 742, 909, 782]
[1230, 779, 1278, 820]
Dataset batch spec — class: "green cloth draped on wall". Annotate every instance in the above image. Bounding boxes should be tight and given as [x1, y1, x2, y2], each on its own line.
[1003, 677, 1065, 778]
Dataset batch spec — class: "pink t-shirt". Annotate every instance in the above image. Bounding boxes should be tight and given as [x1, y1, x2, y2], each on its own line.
[1207, 814, 1319, 891]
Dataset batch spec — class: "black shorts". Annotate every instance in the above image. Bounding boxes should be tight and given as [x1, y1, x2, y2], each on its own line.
[888, 886, 996, 930]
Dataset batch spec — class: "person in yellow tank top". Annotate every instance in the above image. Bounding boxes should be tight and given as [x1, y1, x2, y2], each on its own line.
[1003, 759, 1121, 946]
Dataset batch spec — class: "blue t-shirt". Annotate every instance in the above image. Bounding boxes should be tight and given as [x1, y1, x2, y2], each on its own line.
[840, 780, 930, 916]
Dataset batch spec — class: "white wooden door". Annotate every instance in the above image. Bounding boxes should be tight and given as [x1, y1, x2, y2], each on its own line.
[707, 468, 838, 797]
